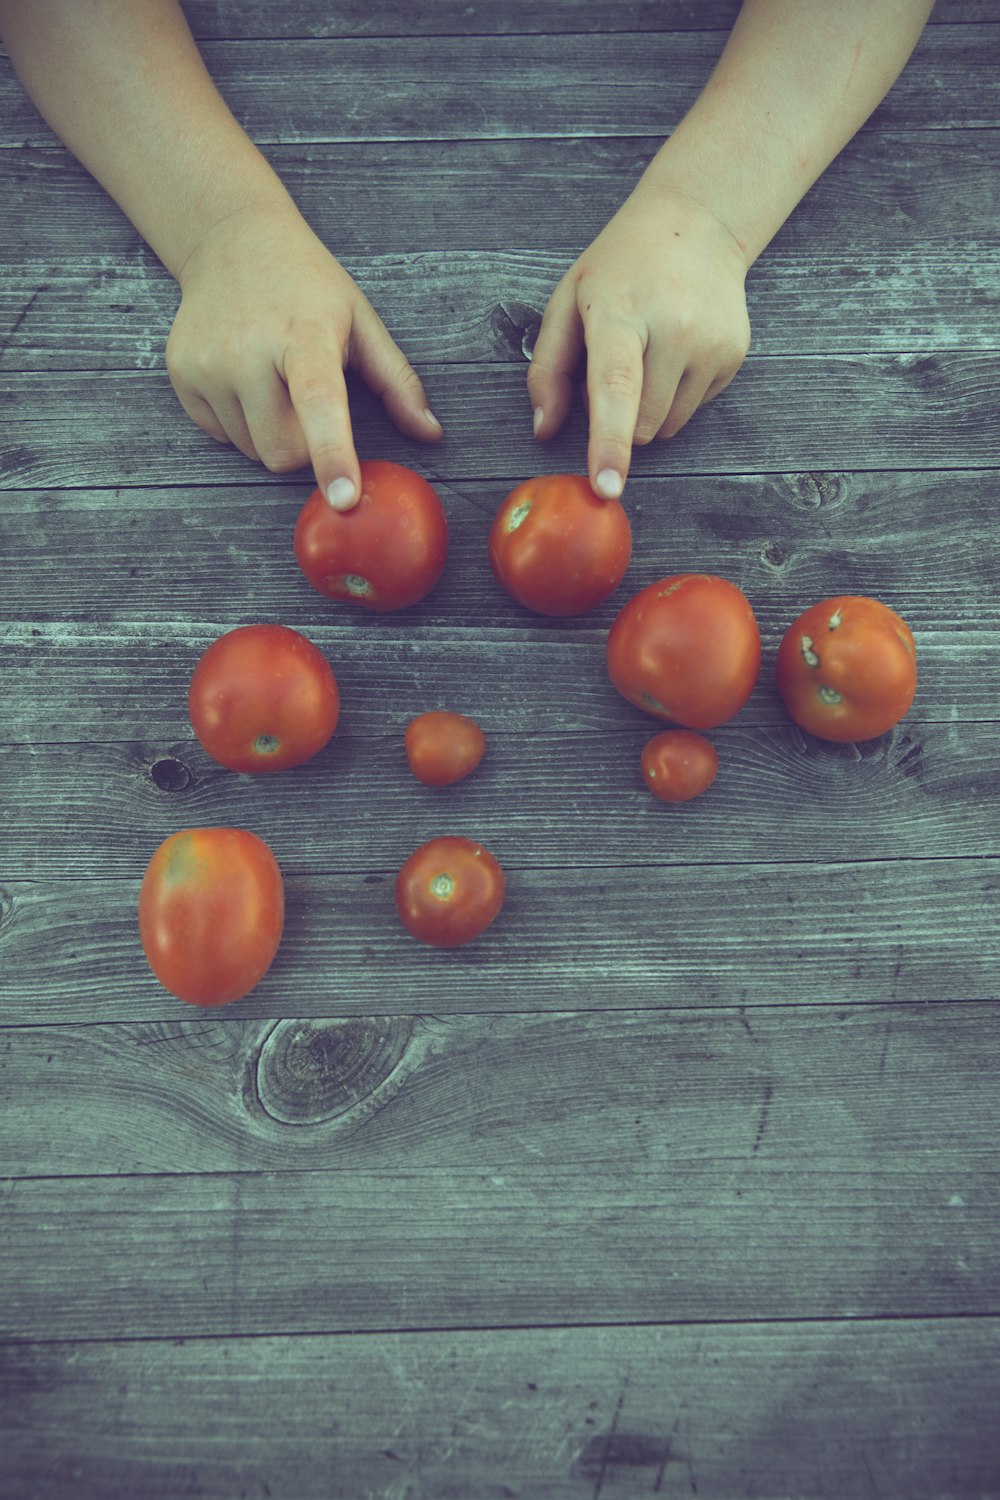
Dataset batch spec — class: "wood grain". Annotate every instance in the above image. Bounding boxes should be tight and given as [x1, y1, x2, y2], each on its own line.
[2, 1003, 996, 1177]
[4, 30, 997, 149]
[3, 354, 1000, 489]
[3, 1326, 995, 1500]
[3, 1318, 999, 1500]
[4, 131, 998, 261]
[4, 1152, 999, 1339]
[2, 858, 998, 1022]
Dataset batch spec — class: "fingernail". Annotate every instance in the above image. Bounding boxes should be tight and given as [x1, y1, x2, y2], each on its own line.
[595, 468, 624, 500]
[326, 477, 358, 510]
[424, 407, 442, 430]
[533, 407, 544, 436]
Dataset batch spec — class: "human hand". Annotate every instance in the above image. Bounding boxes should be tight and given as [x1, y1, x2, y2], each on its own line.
[165, 205, 441, 509]
[527, 185, 751, 499]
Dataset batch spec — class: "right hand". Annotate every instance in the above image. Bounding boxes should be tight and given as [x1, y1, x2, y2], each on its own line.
[165, 205, 442, 509]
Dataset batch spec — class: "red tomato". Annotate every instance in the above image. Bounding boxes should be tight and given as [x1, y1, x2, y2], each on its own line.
[405, 711, 486, 787]
[139, 828, 284, 1006]
[488, 473, 632, 616]
[396, 836, 504, 948]
[607, 574, 761, 729]
[189, 623, 339, 774]
[294, 459, 448, 611]
[775, 595, 917, 742]
[641, 730, 719, 803]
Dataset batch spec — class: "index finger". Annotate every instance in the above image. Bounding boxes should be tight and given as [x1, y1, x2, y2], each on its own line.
[283, 332, 360, 510]
[583, 313, 645, 500]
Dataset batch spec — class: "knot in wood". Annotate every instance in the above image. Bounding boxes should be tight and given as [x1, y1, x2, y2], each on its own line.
[490, 299, 541, 360]
[149, 756, 191, 792]
[256, 1017, 413, 1125]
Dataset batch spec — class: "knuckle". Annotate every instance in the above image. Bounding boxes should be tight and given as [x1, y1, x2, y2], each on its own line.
[598, 364, 641, 399]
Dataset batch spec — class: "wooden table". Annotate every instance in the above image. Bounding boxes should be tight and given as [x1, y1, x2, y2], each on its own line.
[2, 3, 999, 1495]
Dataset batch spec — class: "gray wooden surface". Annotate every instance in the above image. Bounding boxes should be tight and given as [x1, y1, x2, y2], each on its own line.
[2, 2, 999, 1497]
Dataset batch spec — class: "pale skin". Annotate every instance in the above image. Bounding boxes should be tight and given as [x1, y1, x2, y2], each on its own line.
[0, 0, 935, 508]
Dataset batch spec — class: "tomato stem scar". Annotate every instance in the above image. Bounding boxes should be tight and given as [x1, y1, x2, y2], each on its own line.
[254, 735, 280, 755]
[343, 574, 373, 597]
[430, 873, 455, 900]
[828, 608, 843, 630]
[506, 501, 532, 532]
[800, 634, 820, 668]
[818, 685, 843, 704]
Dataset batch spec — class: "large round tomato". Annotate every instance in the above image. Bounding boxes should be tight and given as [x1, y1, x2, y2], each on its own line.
[641, 730, 719, 803]
[395, 836, 504, 948]
[294, 459, 448, 611]
[189, 623, 339, 774]
[138, 828, 284, 1006]
[488, 473, 632, 616]
[607, 574, 761, 729]
[405, 711, 486, 787]
[775, 595, 917, 742]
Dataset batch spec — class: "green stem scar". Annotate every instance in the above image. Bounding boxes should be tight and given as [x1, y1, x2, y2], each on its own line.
[430, 873, 455, 900]
[505, 501, 532, 532]
[254, 735, 281, 755]
[343, 574, 373, 597]
[818, 685, 843, 705]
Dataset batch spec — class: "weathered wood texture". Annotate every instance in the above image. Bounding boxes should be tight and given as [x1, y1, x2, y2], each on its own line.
[5, 1321, 1000, 1500]
[2, 0, 1000, 1495]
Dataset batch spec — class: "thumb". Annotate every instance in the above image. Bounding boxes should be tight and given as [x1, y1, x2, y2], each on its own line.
[527, 278, 584, 440]
[351, 304, 443, 443]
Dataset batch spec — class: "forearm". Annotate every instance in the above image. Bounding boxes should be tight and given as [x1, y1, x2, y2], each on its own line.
[0, 0, 296, 278]
[640, 0, 935, 266]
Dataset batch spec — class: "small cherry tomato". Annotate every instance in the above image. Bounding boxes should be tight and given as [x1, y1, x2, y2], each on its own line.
[405, 711, 486, 786]
[395, 836, 505, 948]
[139, 828, 285, 1007]
[294, 459, 448, 611]
[640, 730, 719, 803]
[488, 472, 632, 616]
[189, 623, 339, 774]
[775, 595, 917, 742]
[607, 574, 761, 729]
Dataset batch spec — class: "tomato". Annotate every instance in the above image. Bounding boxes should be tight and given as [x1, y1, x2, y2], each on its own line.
[395, 836, 504, 948]
[405, 711, 486, 787]
[139, 828, 284, 1006]
[640, 730, 719, 802]
[775, 595, 917, 742]
[189, 623, 339, 774]
[488, 472, 632, 616]
[294, 459, 448, 611]
[607, 574, 761, 729]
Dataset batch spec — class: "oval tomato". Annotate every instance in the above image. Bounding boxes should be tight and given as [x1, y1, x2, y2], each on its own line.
[405, 711, 486, 787]
[641, 730, 719, 803]
[294, 459, 448, 611]
[775, 595, 917, 742]
[607, 574, 761, 729]
[139, 828, 284, 1006]
[189, 623, 339, 774]
[488, 472, 632, 616]
[395, 836, 504, 948]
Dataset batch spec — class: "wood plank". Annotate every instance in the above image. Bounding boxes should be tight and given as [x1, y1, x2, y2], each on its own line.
[1, 1003, 996, 1178]
[2, 30, 997, 149]
[175, 0, 994, 37]
[3, 131, 998, 259]
[3, 1153, 998, 1339]
[1, 859, 997, 1022]
[2, 1318, 999, 1499]
[5, 235, 1000, 371]
[3, 355, 999, 489]
[1, 470, 994, 634]
[1, 617, 994, 745]
[0, 717, 996, 883]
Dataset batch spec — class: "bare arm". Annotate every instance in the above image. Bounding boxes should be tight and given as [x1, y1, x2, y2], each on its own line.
[0, 0, 441, 504]
[529, 0, 936, 498]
